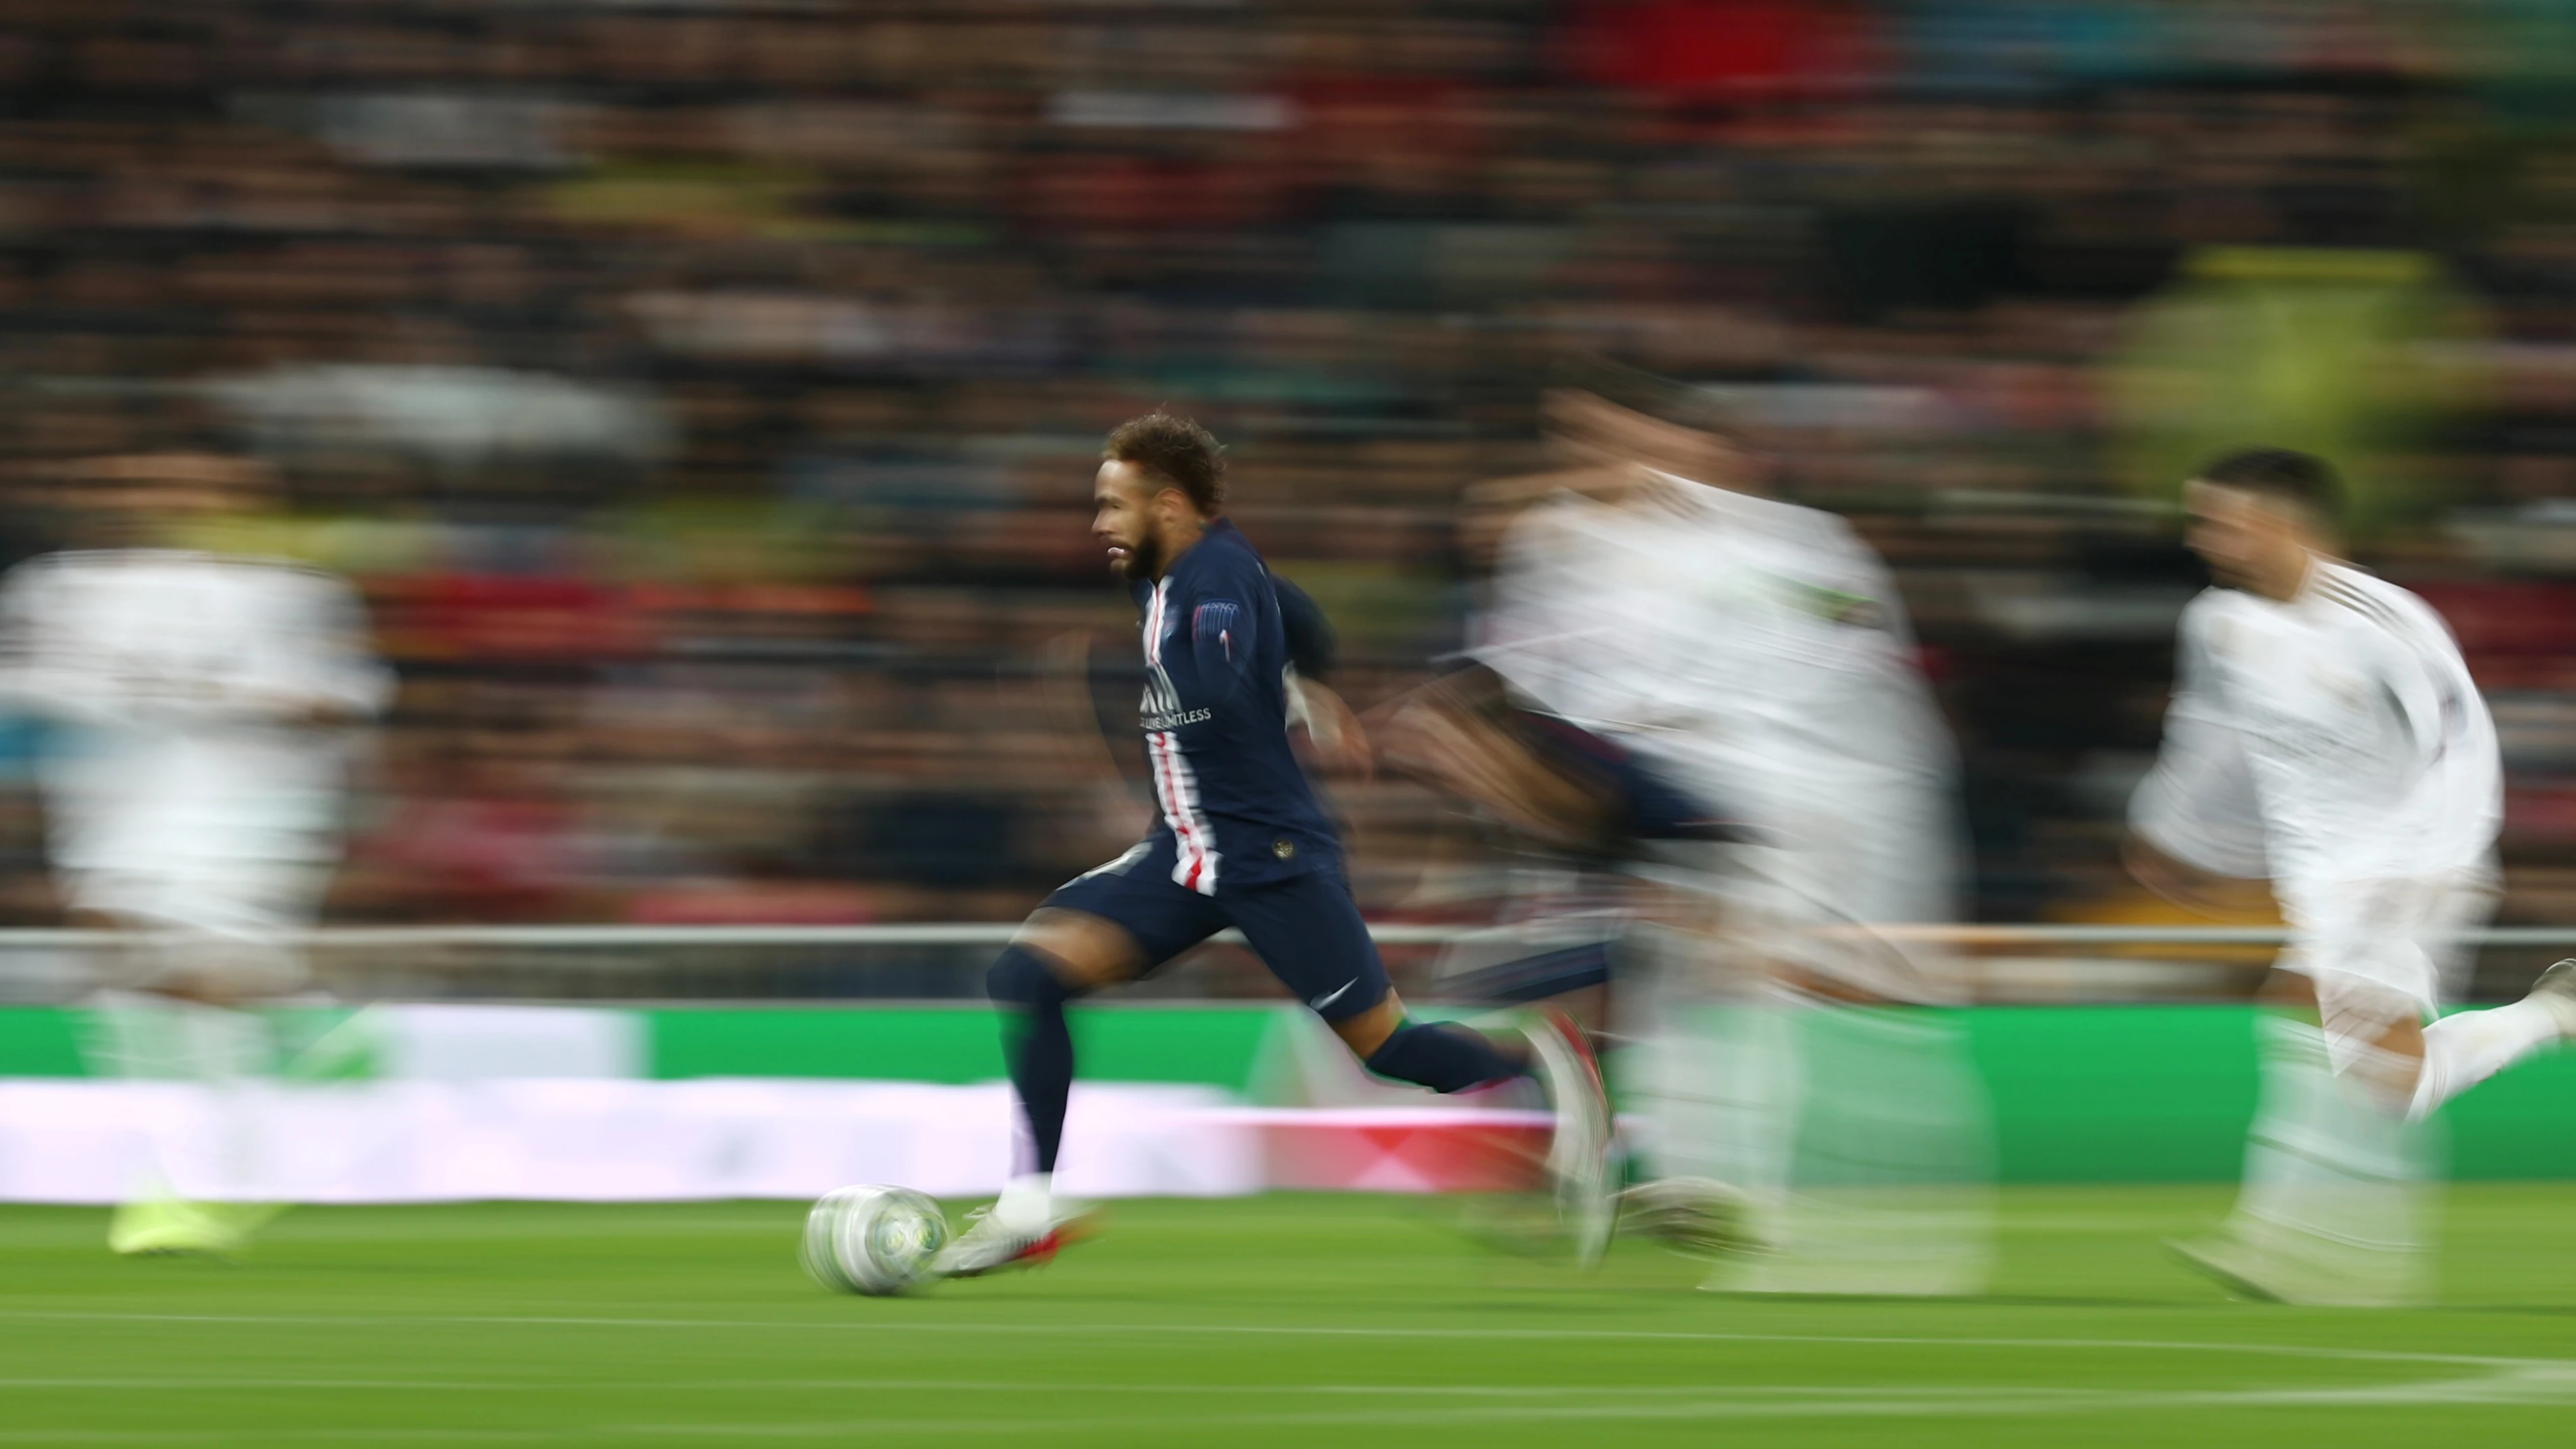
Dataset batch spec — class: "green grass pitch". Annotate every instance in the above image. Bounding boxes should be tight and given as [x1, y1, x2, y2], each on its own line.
[6, 1186, 2576, 1446]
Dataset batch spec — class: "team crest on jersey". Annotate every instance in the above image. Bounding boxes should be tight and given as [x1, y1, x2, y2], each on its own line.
[1784, 579, 1886, 629]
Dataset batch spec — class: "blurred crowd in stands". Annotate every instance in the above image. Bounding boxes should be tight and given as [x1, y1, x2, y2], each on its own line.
[2, 1, 2576, 969]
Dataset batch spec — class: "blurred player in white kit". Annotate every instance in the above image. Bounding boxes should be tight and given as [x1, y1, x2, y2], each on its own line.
[0, 453, 390, 1255]
[2132, 446, 2576, 1304]
[1390, 361, 1991, 1293]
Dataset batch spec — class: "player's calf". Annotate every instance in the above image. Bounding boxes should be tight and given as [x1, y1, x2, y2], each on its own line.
[1338, 996, 1616, 1265]
[2409, 958, 2576, 1120]
[1354, 1013, 1529, 1093]
[987, 945, 1079, 1174]
[976, 914, 1146, 1265]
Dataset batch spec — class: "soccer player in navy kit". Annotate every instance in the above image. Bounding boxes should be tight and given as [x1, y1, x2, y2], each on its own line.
[934, 412, 1611, 1276]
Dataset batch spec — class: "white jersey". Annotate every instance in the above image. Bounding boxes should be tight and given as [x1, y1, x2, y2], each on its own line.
[1475, 471, 1960, 938]
[0, 550, 392, 939]
[2137, 558, 2499, 896]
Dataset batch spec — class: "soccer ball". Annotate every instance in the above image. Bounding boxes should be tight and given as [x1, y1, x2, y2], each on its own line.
[800, 1185, 951, 1296]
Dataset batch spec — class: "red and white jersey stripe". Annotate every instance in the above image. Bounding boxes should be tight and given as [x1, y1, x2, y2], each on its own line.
[1142, 578, 1220, 893]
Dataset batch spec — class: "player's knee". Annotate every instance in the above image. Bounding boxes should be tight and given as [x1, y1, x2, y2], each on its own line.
[987, 946, 1077, 1008]
[1010, 910, 1144, 990]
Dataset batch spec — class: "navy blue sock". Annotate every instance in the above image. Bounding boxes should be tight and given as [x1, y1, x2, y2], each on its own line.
[987, 946, 1079, 1173]
[1364, 1020, 1527, 1095]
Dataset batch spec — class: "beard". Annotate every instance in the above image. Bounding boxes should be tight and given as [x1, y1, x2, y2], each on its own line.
[1111, 532, 1163, 581]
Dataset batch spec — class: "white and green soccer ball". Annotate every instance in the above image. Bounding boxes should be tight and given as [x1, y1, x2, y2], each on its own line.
[800, 1185, 951, 1296]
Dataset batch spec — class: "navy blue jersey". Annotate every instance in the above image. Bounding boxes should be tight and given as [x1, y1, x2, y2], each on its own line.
[1130, 519, 1340, 891]
[1272, 574, 1338, 682]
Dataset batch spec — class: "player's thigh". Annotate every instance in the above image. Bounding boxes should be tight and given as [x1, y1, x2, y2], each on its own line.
[2278, 876, 2452, 1013]
[1226, 868, 1395, 1040]
[2415, 863, 2501, 994]
[2277, 876, 2459, 1073]
[1025, 838, 1230, 990]
[2322, 869, 2494, 1072]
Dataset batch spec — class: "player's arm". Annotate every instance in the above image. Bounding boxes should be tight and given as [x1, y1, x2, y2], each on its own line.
[2126, 598, 2275, 916]
[1273, 574, 1370, 777]
[0, 561, 130, 726]
[2366, 602, 2477, 785]
[1173, 556, 1286, 714]
[230, 572, 394, 727]
[301, 572, 396, 722]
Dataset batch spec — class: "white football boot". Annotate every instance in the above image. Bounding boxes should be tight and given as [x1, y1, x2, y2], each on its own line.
[1619, 1176, 1763, 1259]
[929, 1202, 1098, 1279]
[2527, 959, 2576, 1038]
[1522, 1008, 1616, 1267]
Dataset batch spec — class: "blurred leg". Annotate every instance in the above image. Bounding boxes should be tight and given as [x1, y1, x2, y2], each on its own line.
[1225, 871, 1529, 1088]
[2406, 869, 2562, 1119]
[2207, 1001, 2438, 1306]
[2415, 995, 2569, 1118]
[987, 909, 1149, 1228]
[86, 979, 274, 1254]
[1626, 833, 1993, 1296]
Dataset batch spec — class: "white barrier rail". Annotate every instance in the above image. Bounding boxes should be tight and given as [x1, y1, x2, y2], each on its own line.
[0, 923, 2568, 948]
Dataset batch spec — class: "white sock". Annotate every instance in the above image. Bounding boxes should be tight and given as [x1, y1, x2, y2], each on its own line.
[1762, 1002, 1995, 1296]
[2411, 1000, 2565, 1120]
[1631, 990, 1800, 1204]
[88, 993, 269, 1204]
[2234, 1016, 2434, 1290]
[994, 1171, 1052, 1232]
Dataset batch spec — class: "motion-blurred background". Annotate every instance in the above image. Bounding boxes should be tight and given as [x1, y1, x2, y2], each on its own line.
[0, 1, 2572, 1004]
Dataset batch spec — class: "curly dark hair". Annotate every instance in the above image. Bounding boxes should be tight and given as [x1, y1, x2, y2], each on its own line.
[1103, 411, 1226, 515]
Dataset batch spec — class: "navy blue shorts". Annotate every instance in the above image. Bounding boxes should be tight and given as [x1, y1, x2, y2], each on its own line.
[1041, 835, 1391, 1022]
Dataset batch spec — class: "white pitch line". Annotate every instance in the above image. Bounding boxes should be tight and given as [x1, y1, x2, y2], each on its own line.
[594, 1367, 2576, 1438]
[0, 1433, 558, 1446]
[5, 1370, 2573, 1442]
[1, 1308, 2562, 1373]
[0, 1378, 2093, 1398]
[0, 1380, 529, 1392]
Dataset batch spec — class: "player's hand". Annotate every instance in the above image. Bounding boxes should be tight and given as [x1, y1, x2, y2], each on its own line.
[1292, 678, 1373, 779]
[1369, 673, 1613, 853]
[280, 698, 368, 729]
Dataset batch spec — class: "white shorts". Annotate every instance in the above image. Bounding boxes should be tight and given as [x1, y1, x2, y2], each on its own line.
[57, 854, 325, 999]
[1687, 789, 1960, 1003]
[2276, 864, 2498, 1050]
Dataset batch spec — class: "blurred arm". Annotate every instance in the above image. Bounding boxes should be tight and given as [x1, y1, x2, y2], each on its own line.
[1271, 573, 1339, 683]
[1271, 575, 1369, 776]
[0, 561, 141, 727]
[2365, 603, 2476, 787]
[2128, 600, 2274, 913]
[1286, 669, 1372, 779]
[230, 572, 394, 727]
